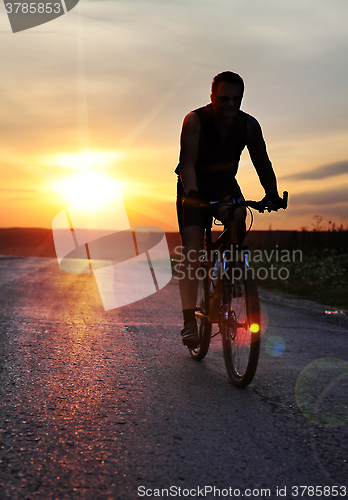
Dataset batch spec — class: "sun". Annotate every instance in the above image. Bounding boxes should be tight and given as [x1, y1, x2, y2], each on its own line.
[50, 150, 122, 171]
[49, 149, 125, 210]
[53, 173, 124, 210]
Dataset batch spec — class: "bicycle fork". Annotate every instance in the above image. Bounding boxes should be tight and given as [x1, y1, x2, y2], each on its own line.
[221, 252, 231, 326]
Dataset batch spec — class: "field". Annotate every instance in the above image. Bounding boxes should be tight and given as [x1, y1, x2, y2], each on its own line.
[1, 227, 347, 311]
[244, 229, 348, 311]
[171, 229, 348, 312]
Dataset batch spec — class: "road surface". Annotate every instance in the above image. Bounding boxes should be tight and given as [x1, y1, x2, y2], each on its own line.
[0, 256, 347, 499]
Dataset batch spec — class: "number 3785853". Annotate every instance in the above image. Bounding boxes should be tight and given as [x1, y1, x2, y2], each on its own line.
[5, 3, 61, 14]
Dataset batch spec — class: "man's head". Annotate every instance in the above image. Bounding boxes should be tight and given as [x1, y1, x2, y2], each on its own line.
[211, 71, 244, 95]
[211, 71, 244, 120]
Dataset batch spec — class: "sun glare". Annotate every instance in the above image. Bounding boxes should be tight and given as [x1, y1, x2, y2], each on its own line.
[49, 150, 122, 171]
[49, 149, 126, 210]
[53, 173, 124, 210]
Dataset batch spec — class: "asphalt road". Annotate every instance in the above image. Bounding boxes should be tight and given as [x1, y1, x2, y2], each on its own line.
[0, 256, 347, 500]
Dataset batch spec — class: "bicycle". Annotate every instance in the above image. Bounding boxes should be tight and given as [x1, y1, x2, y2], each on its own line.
[190, 192, 288, 387]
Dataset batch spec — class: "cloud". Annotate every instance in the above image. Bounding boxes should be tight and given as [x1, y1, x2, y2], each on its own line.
[2, 0, 348, 148]
[282, 160, 348, 181]
[290, 185, 348, 206]
[1, 0, 348, 231]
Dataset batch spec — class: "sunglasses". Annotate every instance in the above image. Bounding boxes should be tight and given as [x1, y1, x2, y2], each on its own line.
[216, 95, 243, 104]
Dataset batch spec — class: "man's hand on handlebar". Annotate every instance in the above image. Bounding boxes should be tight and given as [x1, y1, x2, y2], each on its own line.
[183, 189, 288, 212]
[261, 192, 286, 212]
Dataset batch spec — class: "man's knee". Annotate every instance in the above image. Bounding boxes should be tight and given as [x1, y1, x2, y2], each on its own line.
[234, 207, 246, 224]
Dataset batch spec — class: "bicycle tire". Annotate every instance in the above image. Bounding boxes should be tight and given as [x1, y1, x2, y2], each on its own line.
[191, 269, 212, 361]
[221, 266, 261, 387]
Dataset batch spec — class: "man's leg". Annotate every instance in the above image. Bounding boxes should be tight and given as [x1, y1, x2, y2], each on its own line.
[178, 225, 205, 347]
[234, 207, 247, 246]
[216, 201, 247, 246]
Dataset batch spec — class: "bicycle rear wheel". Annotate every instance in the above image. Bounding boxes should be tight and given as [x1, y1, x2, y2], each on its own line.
[191, 269, 212, 361]
[221, 266, 261, 387]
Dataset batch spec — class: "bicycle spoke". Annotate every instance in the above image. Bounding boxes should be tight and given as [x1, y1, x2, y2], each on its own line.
[222, 268, 261, 387]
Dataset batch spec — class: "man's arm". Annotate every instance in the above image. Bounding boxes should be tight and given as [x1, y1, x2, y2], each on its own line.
[178, 112, 201, 195]
[246, 115, 278, 194]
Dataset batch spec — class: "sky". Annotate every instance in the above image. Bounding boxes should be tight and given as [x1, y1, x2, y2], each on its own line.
[1, 0, 348, 231]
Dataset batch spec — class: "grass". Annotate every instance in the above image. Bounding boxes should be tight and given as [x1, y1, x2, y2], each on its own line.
[171, 227, 348, 311]
[248, 230, 348, 311]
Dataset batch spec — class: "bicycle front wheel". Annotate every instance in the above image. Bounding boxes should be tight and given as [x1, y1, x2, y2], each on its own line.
[221, 267, 261, 387]
[191, 270, 212, 361]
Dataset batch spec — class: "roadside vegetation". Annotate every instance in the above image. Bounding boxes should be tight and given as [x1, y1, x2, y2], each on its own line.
[171, 217, 348, 311]
[248, 217, 348, 311]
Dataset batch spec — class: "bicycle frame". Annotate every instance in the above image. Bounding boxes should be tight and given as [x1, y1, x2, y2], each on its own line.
[203, 191, 288, 323]
[205, 221, 241, 323]
[191, 192, 288, 386]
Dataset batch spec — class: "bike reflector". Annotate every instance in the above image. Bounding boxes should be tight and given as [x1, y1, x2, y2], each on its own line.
[250, 323, 260, 333]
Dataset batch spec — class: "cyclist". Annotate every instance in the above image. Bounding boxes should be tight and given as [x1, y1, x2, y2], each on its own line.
[176, 71, 283, 348]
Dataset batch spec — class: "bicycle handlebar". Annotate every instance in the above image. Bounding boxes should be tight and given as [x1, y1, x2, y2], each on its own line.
[210, 191, 288, 213]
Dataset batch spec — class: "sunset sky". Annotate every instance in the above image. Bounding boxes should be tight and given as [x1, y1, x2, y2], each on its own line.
[1, 0, 348, 232]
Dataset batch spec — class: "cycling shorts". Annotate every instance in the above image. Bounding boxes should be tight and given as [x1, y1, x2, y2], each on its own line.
[176, 178, 244, 232]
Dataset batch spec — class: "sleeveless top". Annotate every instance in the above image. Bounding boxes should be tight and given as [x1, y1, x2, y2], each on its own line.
[176, 104, 249, 199]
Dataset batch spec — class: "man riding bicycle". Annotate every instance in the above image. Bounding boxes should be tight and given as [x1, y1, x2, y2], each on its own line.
[176, 71, 283, 348]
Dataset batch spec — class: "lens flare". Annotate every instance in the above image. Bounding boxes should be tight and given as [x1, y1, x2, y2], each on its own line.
[265, 336, 286, 357]
[310, 418, 348, 485]
[295, 357, 348, 426]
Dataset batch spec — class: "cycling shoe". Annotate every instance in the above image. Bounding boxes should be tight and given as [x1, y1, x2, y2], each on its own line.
[181, 320, 200, 348]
